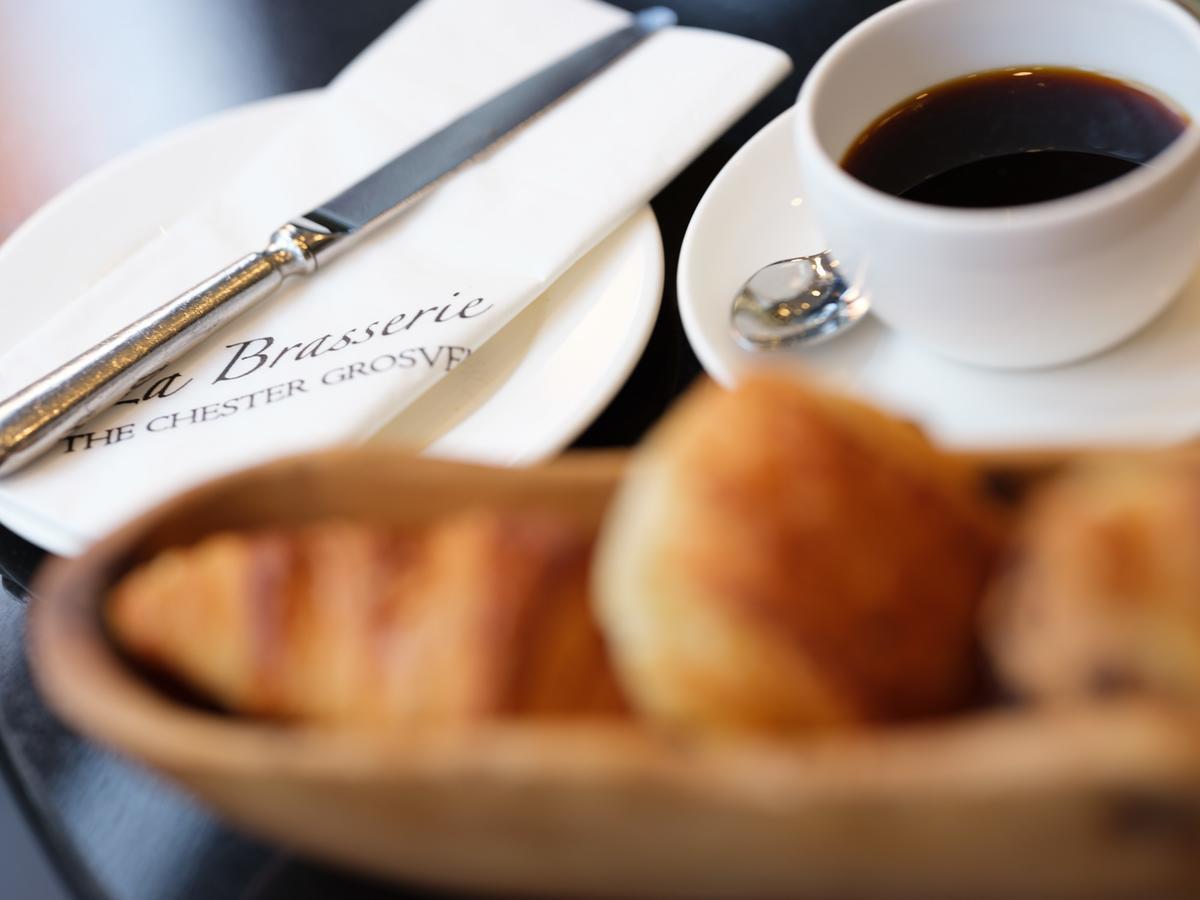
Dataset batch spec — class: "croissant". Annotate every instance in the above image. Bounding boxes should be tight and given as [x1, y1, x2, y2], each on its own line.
[594, 374, 1003, 734]
[107, 510, 625, 725]
[986, 454, 1200, 704]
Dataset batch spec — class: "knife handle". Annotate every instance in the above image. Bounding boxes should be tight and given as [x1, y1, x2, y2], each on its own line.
[0, 221, 342, 477]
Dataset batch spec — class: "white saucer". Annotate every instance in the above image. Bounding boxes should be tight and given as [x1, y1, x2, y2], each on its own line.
[0, 92, 663, 555]
[679, 106, 1200, 450]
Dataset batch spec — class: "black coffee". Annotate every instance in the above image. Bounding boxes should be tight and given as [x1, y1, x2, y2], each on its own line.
[840, 67, 1188, 208]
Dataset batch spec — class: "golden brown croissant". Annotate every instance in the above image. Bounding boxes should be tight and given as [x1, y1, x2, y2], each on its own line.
[594, 374, 1003, 734]
[986, 454, 1200, 704]
[108, 510, 625, 725]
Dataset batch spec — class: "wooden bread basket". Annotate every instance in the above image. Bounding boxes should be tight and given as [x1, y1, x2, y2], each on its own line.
[27, 447, 1200, 900]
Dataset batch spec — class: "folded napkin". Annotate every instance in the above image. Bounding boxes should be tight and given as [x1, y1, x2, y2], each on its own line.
[0, 0, 790, 552]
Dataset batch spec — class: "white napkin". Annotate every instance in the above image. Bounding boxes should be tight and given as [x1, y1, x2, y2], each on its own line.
[0, 0, 789, 552]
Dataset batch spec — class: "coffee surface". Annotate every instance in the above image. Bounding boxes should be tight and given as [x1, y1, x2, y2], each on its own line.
[841, 67, 1188, 208]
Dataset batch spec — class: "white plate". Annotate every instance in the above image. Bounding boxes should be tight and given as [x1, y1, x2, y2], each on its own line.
[0, 93, 663, 555]
[679, 106, 1200, 450]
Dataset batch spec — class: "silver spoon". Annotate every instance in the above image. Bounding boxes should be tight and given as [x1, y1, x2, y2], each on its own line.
[730, 252, 869, 350]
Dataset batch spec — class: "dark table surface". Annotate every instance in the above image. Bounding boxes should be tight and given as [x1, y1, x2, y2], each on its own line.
[0, 1, 895, 897]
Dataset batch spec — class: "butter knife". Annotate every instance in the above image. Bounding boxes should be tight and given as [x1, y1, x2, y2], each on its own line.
[0, 6, 676, 477]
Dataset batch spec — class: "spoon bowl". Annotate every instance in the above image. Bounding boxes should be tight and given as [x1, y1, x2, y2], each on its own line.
[730, 252, 870, 349]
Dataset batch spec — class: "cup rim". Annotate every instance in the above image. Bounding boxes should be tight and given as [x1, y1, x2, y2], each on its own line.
[794, 0, 1200, 234]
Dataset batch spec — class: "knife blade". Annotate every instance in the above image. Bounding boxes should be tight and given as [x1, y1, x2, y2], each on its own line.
[0, 6, 676, 477]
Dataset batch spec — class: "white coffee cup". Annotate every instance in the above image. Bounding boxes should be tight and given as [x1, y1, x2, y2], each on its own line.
[793, 0, 1200, 369]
